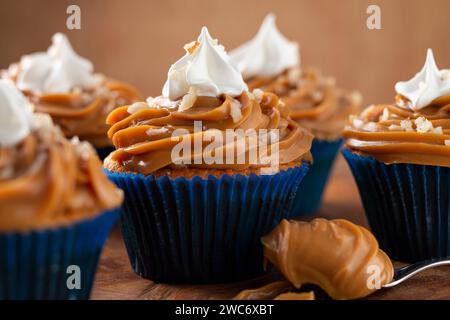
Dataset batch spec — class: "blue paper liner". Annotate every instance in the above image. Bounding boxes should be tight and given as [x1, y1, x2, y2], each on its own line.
[342, 148, 450, 262]
[107, 164, 309, 283]
[95, 146, 115, 161]
[289, 139, 343, 217]
[0, 209, 119, 300]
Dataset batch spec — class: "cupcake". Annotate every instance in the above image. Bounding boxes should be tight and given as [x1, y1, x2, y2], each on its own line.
[230, 14, 361, 216]
[104, 27, 313, 283]
[1, 33, 142, 159]
[0, 80, 123, 299]
[343, 49, 450, 262]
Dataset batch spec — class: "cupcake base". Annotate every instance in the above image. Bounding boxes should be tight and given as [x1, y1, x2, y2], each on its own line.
[342, 148, 450, 262]
[0, 209, 119, 300]
[289, 139, 342, 217]
[107, 164, 309, 283]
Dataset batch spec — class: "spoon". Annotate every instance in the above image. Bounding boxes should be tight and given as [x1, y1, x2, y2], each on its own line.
[383, 258, 450, 288]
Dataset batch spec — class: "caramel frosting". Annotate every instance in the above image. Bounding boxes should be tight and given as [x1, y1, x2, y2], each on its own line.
[105, 27, 312, 175]
[0, 114, 123, 232]
[261, 219, 394, 300]
[274, 291, 315, 300]
[233, 280, 315, 300]
[2, 33, 142, 148]
[105, 90, 313, 175]
[344, 100, 450, 167]
[4, 66, 141, 148]
[344, 51, 450, 167]
[247, 68, 361, 141]
[229, 15, 360, 141]
[233, 281, 293, 300]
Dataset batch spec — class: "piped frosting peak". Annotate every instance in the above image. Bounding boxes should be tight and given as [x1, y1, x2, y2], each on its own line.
[0, 79, 33, 147]
[229, 14, 299, 79]
[395, 49, 450, 110]
[162, 27, 247, 101]
[16, 33, 97, 93]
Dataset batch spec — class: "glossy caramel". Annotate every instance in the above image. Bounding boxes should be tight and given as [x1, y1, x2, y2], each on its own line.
[0, 121, 123, 232]
[344, 95, 450, 167]
[247, 68, 360, 140]
[3, 66, 142, 148]
[262, 219, 394, 300]
[104, 91, 313, 175]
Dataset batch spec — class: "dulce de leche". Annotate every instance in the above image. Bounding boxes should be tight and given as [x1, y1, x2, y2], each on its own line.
[261, 219, 394, 300]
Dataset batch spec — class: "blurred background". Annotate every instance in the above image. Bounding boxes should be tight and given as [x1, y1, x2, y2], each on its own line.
[1, 0, 449, 106]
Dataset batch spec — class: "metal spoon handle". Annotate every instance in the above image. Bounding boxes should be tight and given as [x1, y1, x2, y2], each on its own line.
[383, 258, 450, 288]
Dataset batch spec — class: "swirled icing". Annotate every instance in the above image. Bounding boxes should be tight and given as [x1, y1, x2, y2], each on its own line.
[104, 91, 313, 175]
[248, 68, 361, 140]
[344, 65, 450, 167]
[3, 35, 142, 148]
[0, 114, 123, 232]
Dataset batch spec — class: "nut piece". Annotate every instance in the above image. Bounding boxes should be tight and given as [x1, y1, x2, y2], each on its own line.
[230, 99, 243, 123]
[179, 88, 198, 112]
[414, 116, 443, 134]
[252, 88, 264, 102]
[400, 120, 414, 132]
[184, 41, 200, 54]
[379, 108, 390, 122]
[415, 117, 433, 133]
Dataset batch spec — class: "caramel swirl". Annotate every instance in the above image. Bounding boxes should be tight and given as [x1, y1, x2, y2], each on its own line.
[233, 280, 315, 300]
[343, 94, 450, 167]
[0, 118, 123, 232]
[3, 67, 142, 148]
[104, 91, 313, 175]
[262, 219, 393, 300]
[274, 291, 315, 300]
[247, 68, 361, 140]
[233, 281, 293, 300]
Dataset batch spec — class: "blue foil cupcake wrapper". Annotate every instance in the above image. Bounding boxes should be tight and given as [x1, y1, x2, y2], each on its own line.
[0, 209, 119, 300]
[342, 148, 450, 262]
[290, 139, 343, 217]
[107, 164, 309, 283]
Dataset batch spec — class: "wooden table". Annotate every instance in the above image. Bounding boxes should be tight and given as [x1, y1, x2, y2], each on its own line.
[91, 154, 450, 300]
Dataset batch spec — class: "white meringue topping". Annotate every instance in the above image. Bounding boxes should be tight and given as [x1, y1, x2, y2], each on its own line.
[229, 13, 299, 79]
[395, 49, 450, 110]
[162, 27, 247, 101]
[16, 33, 97, 93]
[0, 80, 34, 147]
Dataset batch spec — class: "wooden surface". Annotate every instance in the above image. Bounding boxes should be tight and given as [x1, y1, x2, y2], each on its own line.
[91, 154, 450, 300]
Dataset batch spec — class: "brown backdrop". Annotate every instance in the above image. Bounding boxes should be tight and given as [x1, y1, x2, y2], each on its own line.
[1, 0, 449, 106]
